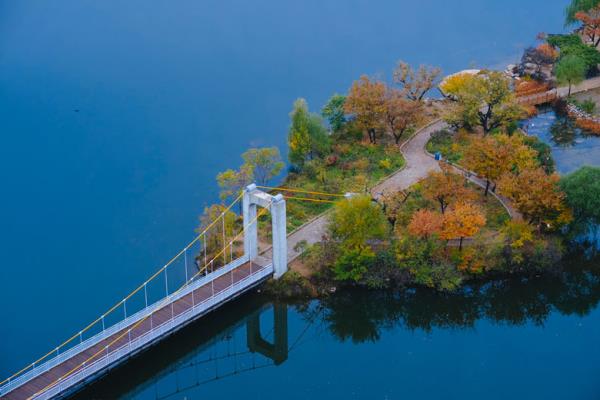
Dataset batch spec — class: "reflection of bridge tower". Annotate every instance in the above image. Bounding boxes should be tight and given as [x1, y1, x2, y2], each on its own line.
[243, 183, 287, 279]
[247, 302, 288, 365]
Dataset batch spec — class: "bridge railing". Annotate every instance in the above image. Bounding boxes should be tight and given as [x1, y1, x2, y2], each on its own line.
[36, 261, 273, 400]
[0, 254, 254, 397]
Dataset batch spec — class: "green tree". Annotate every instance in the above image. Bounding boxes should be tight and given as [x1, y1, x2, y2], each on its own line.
[328, 195, 389, 282]
[560, 166, 600, 230]
[322, 94, 347, 132]
[555, 54, 587, 96]
[241, 147, 284, 185]
[288, 98, 330, 167]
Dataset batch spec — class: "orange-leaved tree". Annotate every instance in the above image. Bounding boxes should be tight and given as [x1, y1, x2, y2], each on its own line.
[440, 202, 486, 251]
[383, 88, 423, 144]
[462, 133, 537, 196]
[421, 164, 475, 213]
[344, 75, 387, 144]
[408, 209, 443, 239]
[575, 6, 600, 47]
[497, 167, 572, 231]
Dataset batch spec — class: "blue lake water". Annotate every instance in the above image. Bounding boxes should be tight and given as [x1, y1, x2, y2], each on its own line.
[523, 109, 600, 174]
[3, 1, 600, 399]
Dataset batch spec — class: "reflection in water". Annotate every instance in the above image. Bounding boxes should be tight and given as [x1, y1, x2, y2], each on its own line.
[71, 254, 600, 399]
[70, 298, 293, 400]
[522, 109, 600, 174]
[315, 254, 600, 343]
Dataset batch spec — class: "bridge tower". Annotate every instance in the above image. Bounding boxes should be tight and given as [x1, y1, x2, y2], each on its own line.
[242, 183, 287, 279]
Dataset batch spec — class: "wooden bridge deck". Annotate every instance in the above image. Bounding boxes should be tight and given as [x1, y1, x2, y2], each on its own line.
[3, 260, 272, 400]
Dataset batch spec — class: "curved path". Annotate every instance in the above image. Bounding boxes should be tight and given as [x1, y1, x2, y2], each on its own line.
[272, 120, 446, 265]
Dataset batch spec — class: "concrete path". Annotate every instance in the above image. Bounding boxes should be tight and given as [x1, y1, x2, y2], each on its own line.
[265, 119, 446, 264]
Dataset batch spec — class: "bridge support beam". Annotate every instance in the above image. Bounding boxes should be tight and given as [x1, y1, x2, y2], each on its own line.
[243, 184, 287, 279]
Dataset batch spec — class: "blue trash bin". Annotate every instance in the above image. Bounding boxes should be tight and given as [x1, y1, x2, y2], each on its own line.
[434, 152, 441, 161]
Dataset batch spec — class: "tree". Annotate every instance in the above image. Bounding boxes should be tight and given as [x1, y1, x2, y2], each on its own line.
[383, 88, 422, 144]
[408, 209, 443, 239]
[555, 55, 587, 96]
[344, 76, 387, 144]
[446, 71, 526, 134]
[560, 166, 600, 230]
[440, 202, 486, 251]
[575, 5, 600, 45]
[462, 134, 537, 196]
[216, 166, 252, 202]
[322, 94, 347, 132]
[421, 165, 474, 213]
[328, 195, 389, 282]
[329, 195, 389, 249]
[498, 168, 573, 230]
[439, 72, 477, 98]
[288, 98, 331, 167]
[566, 0, 600, 25]
[547, 34, 600, 74]
[241, 147, 284, 185]
[393, 61, 442, 101]
[196, 204, 240, 268]
[521, 46, 557, 79]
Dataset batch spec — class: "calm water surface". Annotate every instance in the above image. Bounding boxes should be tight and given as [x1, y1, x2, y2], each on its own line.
[3, 1, 599, 399]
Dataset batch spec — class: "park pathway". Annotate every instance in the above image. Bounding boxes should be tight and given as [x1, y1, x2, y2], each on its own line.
[270, 120, 445, 265]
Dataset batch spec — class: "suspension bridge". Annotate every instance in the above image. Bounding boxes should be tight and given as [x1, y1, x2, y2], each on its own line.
[0, 184, 342, 400]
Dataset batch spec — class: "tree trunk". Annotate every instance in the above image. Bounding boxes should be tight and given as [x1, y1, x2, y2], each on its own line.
[393, 133, 401, 144]
[484, 180, 490, 196]
[459, 237, 464, 251]
[439, 199, 446, 214]
[568, 82, 572, 97]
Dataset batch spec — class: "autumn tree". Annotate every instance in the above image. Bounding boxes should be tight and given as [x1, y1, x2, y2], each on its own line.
[322, 94, 347, 132]
[444, 71, 526, 134]
[566, 0, 600, 25]
[344, 76, 387, 144]
[408, 209, 443, 239]
[288, 98, 331, 167]
[393, 61, 442, 101]
[196, 204, 240, 268]
[439, 72, 477, 98]
[421, 165, 474, 213]
[440, 202, 486, 250]
[462, 134, 537, 196]
[555, 55, 587, 96]
[216, 165, 252, 202]
[575, 5, 600, 46]
[383, 88, 422, 144]
[498, 168, 573, 230]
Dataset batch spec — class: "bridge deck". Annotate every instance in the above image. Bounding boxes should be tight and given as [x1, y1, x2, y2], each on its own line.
[3, 259, 272, 400]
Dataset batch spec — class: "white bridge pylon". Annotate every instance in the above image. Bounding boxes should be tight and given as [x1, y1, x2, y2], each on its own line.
[243, 183, 287, 279]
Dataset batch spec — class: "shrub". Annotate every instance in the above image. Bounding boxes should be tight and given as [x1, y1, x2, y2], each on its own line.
[379, 158, 393, 171]
[547, 34, 600, 75]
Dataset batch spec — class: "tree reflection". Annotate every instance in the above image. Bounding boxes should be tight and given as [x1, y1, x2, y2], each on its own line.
[549, 117, 578, 147]
[314, 254, 600, 343]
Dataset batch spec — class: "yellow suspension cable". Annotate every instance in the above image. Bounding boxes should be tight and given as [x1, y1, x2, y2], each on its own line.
[2, 191, 245, 388]
[29, 204, 271, 400]
[283, 195, 337, 204]
[256, 186, 345, 197]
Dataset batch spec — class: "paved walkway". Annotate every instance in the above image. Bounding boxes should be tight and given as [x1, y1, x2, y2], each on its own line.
[268, 120, 446, 264]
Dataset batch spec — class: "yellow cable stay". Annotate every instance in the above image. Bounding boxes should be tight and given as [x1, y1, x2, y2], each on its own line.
[282, 195, 337, 204]
[256, 186, 346, 197]
[30, 203, 272, 400]
[1, 191, 245, 388]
